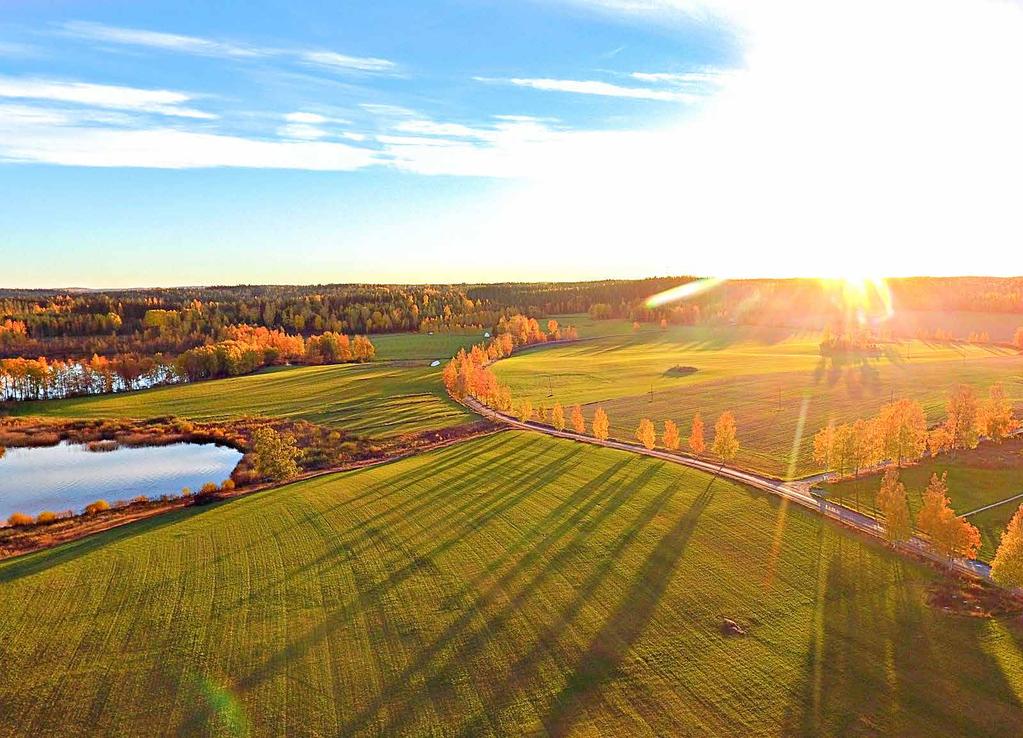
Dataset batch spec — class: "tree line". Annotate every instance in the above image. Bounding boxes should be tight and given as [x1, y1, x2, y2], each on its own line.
[0, 325, 375, 401]
[811, 383, 1017, 477]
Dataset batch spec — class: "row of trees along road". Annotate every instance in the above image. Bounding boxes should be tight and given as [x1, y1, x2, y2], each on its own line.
[812, 383, 1017, 478]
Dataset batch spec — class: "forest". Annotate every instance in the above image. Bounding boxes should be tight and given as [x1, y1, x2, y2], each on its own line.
[2, 277, 1023, 363]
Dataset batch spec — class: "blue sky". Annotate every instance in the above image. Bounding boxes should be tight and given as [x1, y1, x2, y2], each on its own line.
[2, 1, 1022, 286]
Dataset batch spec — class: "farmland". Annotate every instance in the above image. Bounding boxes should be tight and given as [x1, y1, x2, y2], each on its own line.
[1, 432, 1021, 737]
[495, 321, 1023, 478]
[826, 437, 1023, 561]
[6, 362, 471, 439]
[369, 330, 486, 361]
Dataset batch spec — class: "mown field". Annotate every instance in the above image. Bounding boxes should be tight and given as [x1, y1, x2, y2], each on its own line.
[826, 437, 1023, 561]
[1, 432, 1022, 737]
[6, 363, 472, 438]
[369, 331, 485, 361]
[496, 322, 1023, 479]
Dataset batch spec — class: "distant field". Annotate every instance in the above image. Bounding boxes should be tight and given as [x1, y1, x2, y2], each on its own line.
[370, 330, 486, 361]
[1, 432, 1021, 736]
[495, 323, 1023, 478]
[6, 363, 472, 438]
[826, 437, 1023, 561]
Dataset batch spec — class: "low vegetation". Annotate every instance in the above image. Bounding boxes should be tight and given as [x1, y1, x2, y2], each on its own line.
[1, 433, 1020, 736]
[4, 362, 472, 439]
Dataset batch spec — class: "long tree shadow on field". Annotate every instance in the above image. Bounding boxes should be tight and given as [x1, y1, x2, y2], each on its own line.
[780, 528, 1023, 736]
[205, 433, 530, 578]
[539, 484, 715, 737]
[0, 502, 220, 585]
[223, 440, 581, 617]
[237, 450, 640, 697]
[455, 475, 695, 737]
[335, 458, 663, 735]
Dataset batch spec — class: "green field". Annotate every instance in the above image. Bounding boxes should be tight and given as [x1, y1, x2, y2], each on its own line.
[826, 437, 1023, 561]
[2, 432, 1022, 736]
[496, 323, 1023, 479]
[6, 363, 472, 438]
[370, 331, 486, 361]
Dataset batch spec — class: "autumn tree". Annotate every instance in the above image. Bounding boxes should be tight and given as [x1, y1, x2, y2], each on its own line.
[662, 419, 680, 451]
[689, 413, 706, 455]
[979, 383, 1016, 442]
[636, 418, 655, 450]
[812, 423, 836, 470]
[592, 407, 610, 441]
[252, 426, 301, 482]
[944, 384, 980, 454]
[991, 504, 1023, 588]
[570, 405, 586, 434]
[851, 418, 878, 474]
[712, 411, 739, 465]
[551, 402, 566, 431]
[916, 472, 981, 561]
[877, 398, 927, 466]
[517, 398, 534, 423]
[926, 425, 952, 457]
[536, 404, 548, 424]
[875, 468, 912, 543]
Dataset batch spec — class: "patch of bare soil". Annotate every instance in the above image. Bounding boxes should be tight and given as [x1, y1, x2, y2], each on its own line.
[927, 576, 1023, 618]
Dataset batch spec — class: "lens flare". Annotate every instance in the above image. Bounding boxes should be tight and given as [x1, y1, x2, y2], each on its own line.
[644, 277, 725, 309]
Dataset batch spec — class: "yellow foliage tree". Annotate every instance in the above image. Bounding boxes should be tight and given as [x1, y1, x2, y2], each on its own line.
[592, 407, 610, 441]
[712, 411, 739, 464]
[992, 503, 1023, 588]
[635, 418, 655, 450]
[916, 473, 981, 560]
[662, 419, 680, 451]
[688, 413, 706, 455]
[551, 402, 566, 431]
[570, 405, 586, 434]
[517, 398, 534, 423]
[875, 468, 911, 542]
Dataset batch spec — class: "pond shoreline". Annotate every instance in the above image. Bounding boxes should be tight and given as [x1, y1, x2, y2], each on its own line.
[0, 417, 499, 561]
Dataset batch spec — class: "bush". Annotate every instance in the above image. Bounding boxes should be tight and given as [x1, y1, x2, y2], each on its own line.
[198, 482, 219, 496]
[35, 511, 58, 525]
[131, 495, 149, 505]
[221, 479, 236, 492]
[181, 487, 192, 497]
[7, 512, 33, 527]
[84, 499, 111, 515]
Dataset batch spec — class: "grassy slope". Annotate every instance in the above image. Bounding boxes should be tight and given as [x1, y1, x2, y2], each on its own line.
[496, 323, 1023, 478]
[6, 363, 472, 438]
[1, 432, 1022, 737]
[370, 331, 485, 361]
[826, 437, 1023, 561]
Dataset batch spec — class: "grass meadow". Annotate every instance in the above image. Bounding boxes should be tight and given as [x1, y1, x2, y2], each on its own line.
[369, 331, 486, 361]
[826, 437, 1023, 561]
[496, 321, 1023, 479]
[1, 432, 1022, 737]
[6, 363, 472, 438]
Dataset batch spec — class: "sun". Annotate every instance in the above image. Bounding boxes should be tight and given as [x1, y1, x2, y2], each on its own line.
[820, 275, 894, 323]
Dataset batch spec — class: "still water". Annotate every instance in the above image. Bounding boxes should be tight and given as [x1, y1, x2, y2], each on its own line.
[0, 441, 243, 519]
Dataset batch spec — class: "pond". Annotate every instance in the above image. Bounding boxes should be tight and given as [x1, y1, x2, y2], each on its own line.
[0, 441, 243, 520]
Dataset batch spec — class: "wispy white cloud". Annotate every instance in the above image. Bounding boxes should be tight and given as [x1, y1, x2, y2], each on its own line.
[630, 70, 728, 86]
[480, 76, 697, 102]
[0, 113, 378, 170]
[0, 76, 216, 119]
[284, 111, 328, 124]
[62, 20, 265, 58]
[60, 20, 398, 75]
[300, 51, 396, 73]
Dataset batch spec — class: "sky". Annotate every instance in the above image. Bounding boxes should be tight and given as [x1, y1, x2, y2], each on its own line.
[1, 0, 1022, 288]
